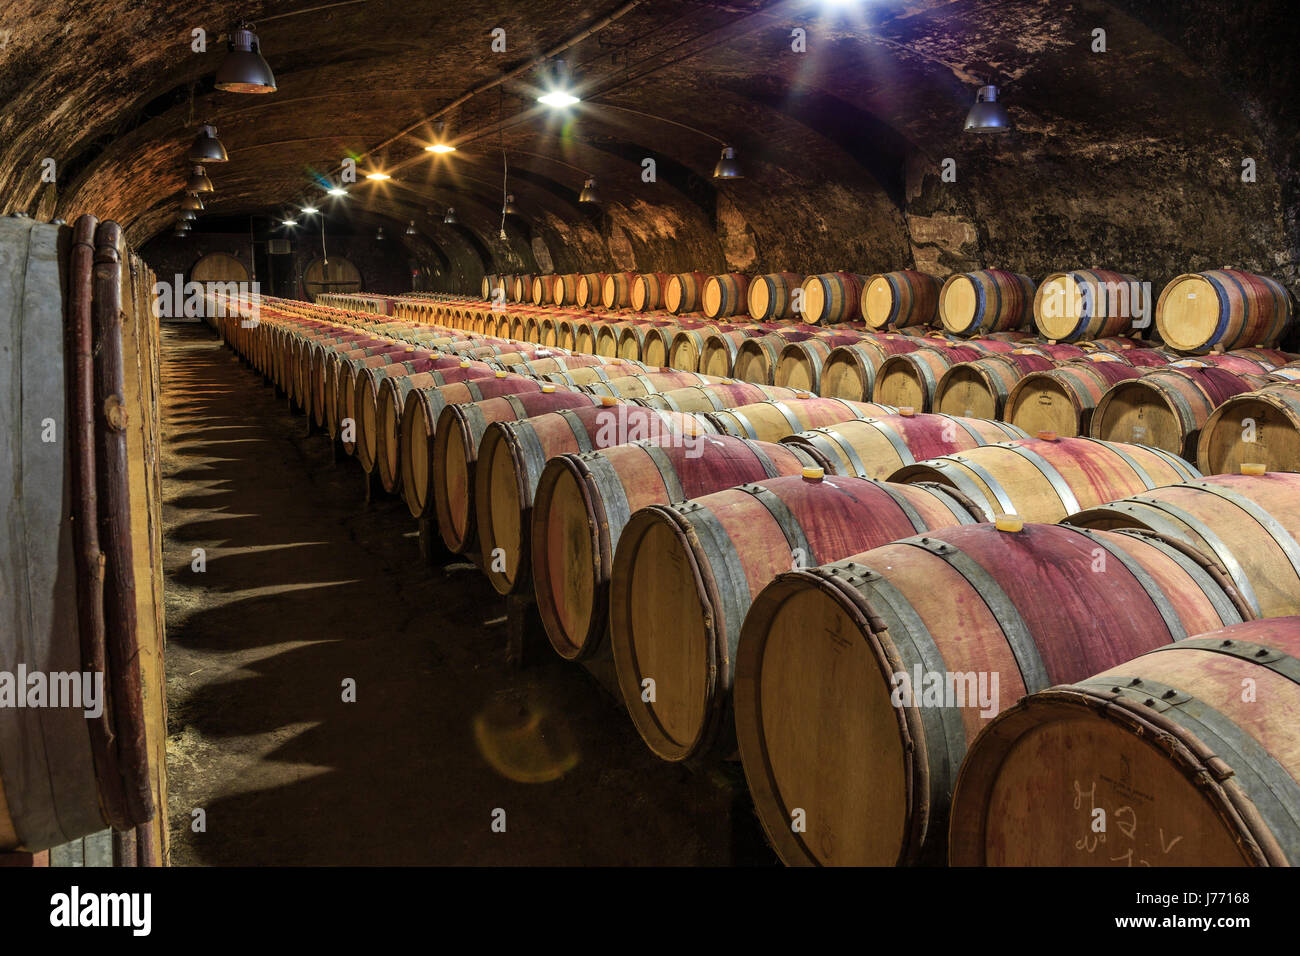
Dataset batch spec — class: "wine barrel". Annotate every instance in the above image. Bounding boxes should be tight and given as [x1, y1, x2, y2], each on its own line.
[733, 330, 820, 385]
[819, 336, 924, 402]
[191, 251, 249, 287]
[594, 320, 637, 358]
[631, 272, 670, 312]
[1156, 270, 1294, 353]
[699, 327, 771, 378]
[939, 270, 1036, 336]
[1197, 382, 1300, 474]
[1005, 362, 1148, 438]
[949, 617, 1300, 866]
[707, 397, 894, 443]
[547, 273, 575, 307]
[775, 333, 864, 393]
[602, 272, 638, 310]
[667, 325, 721, 372]
[430, 389, 600, 550]
[302, 256, 361, 301]
[1033, 270, 1144, 341]
[1077, 346, 1171, 368]
[702, 273, 750, 320]
[782, 411, 1026, 480]
[801, 272, 864, 325]
[575, 273, 605, 310]
[1090, 366, 1268, 459]
[529, 275, 553, 306]
[634, 382, 806, 413]
[480, 274, 498, 301]
[509, 274, 532, 303]
[474, 404, 715, 594]
[665, 272, 709, 315]
[1067, 471, 1300, 619]
[747, 272, 804, 321]
[861, 270, 941, 330]
[934, 352, 1057, 421]
[531, 436, 821, 660]
[872, 344, 983, 411]
[892, 435, 1200, 523]
[583, 370, 723, 400]
[1, 216, 162, 853]
[617, 319, 676, 363]
[611, 475, 980, 761]
[734, 520, 1246, 866]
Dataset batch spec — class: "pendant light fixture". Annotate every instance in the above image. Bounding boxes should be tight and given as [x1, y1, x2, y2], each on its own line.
[426, 120, 456, 153]
[712, 146, 744, 180]
[964, 84, 1011, 132]
[502, 194, 519, 216]
[443, 207, 458, 225]
[406, 220, 417, 236]
[538, 59, 580, 108]
[181, 192, 204, 212]
[188, 124, 228, 163]
[174, 220, 191, 235]
[579, 177, 601, 204]
[187, 165, 215, 193]
[376, 226, 385, 241]
[216, 24, 277, 94]
[179, 209, 198, 221]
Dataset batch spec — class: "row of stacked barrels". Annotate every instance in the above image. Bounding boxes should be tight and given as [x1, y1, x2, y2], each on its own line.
[214, 292, 1300, 867]
[479, 268, 1296, 355]
[395, 294, 1300, 475]
[0, 216, 168, 864]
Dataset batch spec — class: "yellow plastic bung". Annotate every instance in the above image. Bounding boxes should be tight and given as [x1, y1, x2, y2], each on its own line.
[801, 466, 825, 481]
[1036, 430, 1058, 441]
[495, 370, 508, 378]
[1241, 462, 1267, 476]
[898, 406, 916, 417]
[995, 514, 1025, 533]
[459, 360, 470, 368]
[600, 395, 618, 406]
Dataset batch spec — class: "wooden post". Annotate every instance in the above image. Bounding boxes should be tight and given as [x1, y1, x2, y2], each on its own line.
[505, 594, 548, 669]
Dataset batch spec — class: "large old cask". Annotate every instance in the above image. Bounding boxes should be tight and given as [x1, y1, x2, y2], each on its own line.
[939, 269, 1036, 336]
[602, 271, 639, 311]
[1066, 471, 1300, 619]
[610, 474, 979, 761]
[892, 435, 1199, 523]
[702, 273, 750, 320]
[1156, 270, 1293, 353]
[551, 273, 580, 307]
[861, 270, 941, 330]
[631, 272, 670, 312]
[575, 273, 606, 309]
[949, 617, 1300, 866]
[734, 521, 1246, 865]
[531, 435, 820, 660]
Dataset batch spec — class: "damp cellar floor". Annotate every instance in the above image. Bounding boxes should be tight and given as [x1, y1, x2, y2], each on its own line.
[158, 321, 742, 865]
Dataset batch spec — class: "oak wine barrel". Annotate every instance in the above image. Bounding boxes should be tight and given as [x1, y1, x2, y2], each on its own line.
[872, 344, 983, 411]
[818, 336, 923, 402]
[801, 272, 864, 325]
[861, 270, 940, 330]
[575, 273, 606, 309]
[1156, 270, 1294, 353]
[734, 520, 1246, 865]
[949, 617, 1300, 866]
[775, 333, 864, 393]
[602, 272, 638, 310]
[665, 272, 709, 315]
[934, 352, 1057, 421]
[939, 269, 1036, 336]
[1197, 382, 1300, 475]
[702, 273, 750, 320]
[747, 272, 804, 321]
[1033, 269, 1144, 342]
[631, 272, 670, 312]
[611, 474, 980, 761]
[1005, 361, 1148, 438]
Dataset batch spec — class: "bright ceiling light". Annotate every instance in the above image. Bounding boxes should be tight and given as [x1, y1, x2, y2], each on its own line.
[964, 84, 1012, 133]
[327, 187, 347, 197]
[282, 219, 297, 226]
[365, 172, 391, 181]
[302, 205, 318, 215]
[538, 91, 580, 108]
[215, 25, 277, 94]
[425, 143, 456, 153]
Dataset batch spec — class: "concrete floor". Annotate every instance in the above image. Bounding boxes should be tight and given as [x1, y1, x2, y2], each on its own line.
[159, 322, 761, 865]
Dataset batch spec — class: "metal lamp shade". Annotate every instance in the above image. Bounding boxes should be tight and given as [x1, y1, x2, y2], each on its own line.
[964, 85, 1011, 132]
[713, 146, 744, 180]
[579, 178, 601, 203]
[179, 209, 198, 221]
[188, 125, 228, 163]
[503, 194, 519, 216]
[187, 166, 214, 193]
[406, 220, 417, 235]
[443, 208, 457, 224]
[215, 27, 277, 94]
[181, 193, 205, 212]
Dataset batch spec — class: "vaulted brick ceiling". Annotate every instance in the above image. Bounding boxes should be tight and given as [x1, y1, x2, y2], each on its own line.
[2, 0, 1296, 294]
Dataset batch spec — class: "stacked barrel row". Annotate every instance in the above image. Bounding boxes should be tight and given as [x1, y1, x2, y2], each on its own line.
[476, 268, 1295, 355]
[214, 292, 1300, 868]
